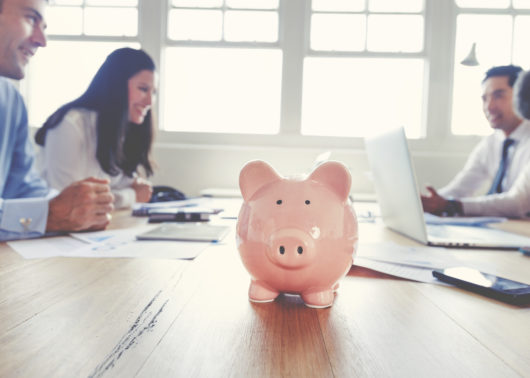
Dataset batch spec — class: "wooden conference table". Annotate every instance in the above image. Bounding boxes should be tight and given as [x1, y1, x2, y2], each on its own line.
[0, 205, 529, 378]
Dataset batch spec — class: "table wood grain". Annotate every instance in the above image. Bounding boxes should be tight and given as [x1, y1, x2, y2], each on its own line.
[0, 210, 528, 378]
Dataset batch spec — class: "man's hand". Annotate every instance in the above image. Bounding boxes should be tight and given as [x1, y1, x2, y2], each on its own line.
[420, 186, 449, 215]
[46, 177, 114, 232]
[132, 177, 153, 203]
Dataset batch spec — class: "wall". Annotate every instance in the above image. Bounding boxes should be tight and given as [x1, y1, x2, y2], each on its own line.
[150, 143, 469, 198]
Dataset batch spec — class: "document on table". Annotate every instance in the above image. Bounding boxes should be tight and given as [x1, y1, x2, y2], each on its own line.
[7, 235, 86, 259]
[354, 257, 447, 285]
[8, 225, 213, 260]
[354, 241, 497, 284]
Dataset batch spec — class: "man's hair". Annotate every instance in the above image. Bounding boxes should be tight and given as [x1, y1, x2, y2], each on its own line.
[513, 70, 530, 119]
[483, 65, 524, 87]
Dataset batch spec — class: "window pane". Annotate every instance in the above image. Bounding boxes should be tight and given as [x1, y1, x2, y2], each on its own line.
[513, 16, 530, 66]
[25, 41, 139, 127]
[46, 7, 82, 35]
[312, 0, 365, 12]
[514, 0, 530, 8]
[226, 0, 279, 9]
[311, 14, 366, 51]
[168, 10, 222, 41]
[163, 48, 282, 134]
[455, 0, 509, 9]
[172, 0, 222, 7]
[86, 0, 137, 5]
[225, 11, 278, 42]
[302, 58, 425, 138]
[454, 15, 512, 66]
[367, 15, 423, 52]
[451, 15, 512, 135]
[84, 8, 137, 36]
[369, 0, 424, 13]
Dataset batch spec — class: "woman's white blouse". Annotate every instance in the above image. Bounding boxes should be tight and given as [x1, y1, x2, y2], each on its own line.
[38, 108, 136, 209]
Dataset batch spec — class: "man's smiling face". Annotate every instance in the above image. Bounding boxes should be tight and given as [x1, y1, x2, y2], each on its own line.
[482, 75, 522, 136]
[0, 0, 47, 79]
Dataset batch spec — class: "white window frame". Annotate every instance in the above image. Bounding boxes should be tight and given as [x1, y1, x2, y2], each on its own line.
[24, 0, 528, 153]
[21, 1, 141, 125]
[149, 0, 476, 153]
[450, 2, 530, 136]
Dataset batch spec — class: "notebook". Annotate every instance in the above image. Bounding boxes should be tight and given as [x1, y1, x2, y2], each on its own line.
[364, 127, 530, 249]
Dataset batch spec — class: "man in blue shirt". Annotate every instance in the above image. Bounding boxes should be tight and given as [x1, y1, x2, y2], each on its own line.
[0, 0, 114, 241]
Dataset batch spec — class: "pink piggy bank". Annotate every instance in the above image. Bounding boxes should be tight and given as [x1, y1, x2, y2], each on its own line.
[236, 160, 358, 308]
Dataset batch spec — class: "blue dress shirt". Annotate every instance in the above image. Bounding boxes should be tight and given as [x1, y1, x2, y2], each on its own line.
[0, 78, 51, 241]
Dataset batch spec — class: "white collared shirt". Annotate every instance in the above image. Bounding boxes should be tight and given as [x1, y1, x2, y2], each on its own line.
[439, 120, 530, 218]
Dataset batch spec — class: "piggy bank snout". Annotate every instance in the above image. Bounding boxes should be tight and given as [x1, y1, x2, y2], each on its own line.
[268, 229, 316, 269]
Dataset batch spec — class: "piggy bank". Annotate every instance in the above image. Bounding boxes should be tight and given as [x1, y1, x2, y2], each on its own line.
[236, 160, 358, 308]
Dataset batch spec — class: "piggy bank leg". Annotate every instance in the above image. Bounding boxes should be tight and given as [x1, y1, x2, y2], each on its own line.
[301, 289, 335, 308]
[248, 280, 279, 303]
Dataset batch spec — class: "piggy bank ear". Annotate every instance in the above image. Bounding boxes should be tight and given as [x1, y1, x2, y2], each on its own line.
[239, 160, 282, 201]
[308, 161, 351, 202]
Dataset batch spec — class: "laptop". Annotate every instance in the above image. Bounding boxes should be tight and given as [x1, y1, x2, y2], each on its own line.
[364, 127, 530, 249]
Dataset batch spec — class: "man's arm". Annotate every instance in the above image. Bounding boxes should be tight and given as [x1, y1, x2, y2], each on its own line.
[421, 186, 463, 216]
[0, 197, 49, 241]
[0, 87, 52, 241]
[2, 85, 49, 199]
[0, 178, 114, 241]
[438, 138, 492, 198]
[423, 163, 530, 218]
[421, 136, 497, 216]
[459, 162, 530, 218]
[46, 178, 114, 232]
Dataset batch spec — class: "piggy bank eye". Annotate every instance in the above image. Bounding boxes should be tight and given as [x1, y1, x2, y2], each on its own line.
[305, 200, 310, 205]
[276, 199, 282, 205]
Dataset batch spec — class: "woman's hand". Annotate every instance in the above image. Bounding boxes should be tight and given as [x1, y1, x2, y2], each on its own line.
[132, 177, 153, 203]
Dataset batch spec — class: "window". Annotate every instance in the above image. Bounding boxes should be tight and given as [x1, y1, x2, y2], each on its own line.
[163, 0, 426, 138]
[303, 0, 426, 138]
[451, 1, 530, 135]
[301, 58, 424, 138]
[24, 0, 139, 127]
[163, 0, 281, 134]
[19, 1, 530, 148]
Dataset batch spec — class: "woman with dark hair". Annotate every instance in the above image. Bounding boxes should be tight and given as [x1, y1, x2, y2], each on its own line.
[35, 47, 156, 208]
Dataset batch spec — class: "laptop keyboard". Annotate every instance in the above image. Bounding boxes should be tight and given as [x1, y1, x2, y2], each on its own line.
[427, 224, 530, 246]
[427, 224, 492, 241]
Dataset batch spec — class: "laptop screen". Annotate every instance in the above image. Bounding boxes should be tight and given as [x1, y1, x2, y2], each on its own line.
[364, 127, 429, 244]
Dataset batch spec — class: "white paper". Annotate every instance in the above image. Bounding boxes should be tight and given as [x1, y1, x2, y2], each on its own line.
[354, 241, 498, 283]
[9, 225, 212, 260]
[354, 257, 447, 285]
[8, 236, 86, 259]
[356, 241, 463, 269]
[65, 239, 209, 259]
